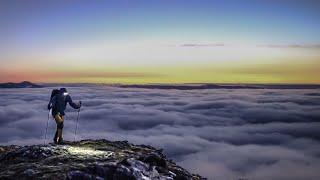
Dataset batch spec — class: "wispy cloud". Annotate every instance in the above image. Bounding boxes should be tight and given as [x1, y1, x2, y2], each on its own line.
[180, 43, 320, 49]
[257, 44, 320, 49]
[180, 43, 225, 47]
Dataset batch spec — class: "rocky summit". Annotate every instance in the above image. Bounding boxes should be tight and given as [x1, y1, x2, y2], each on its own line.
[0, 139, 204, 180]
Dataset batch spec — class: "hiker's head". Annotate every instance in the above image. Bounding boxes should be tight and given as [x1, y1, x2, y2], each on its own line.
[60, 88, 68, 96]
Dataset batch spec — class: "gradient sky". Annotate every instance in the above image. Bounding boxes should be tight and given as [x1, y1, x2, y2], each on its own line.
[1, 0, 320, 84]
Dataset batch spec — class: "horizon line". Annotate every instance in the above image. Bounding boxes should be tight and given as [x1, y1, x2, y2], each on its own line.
[2, 81, 320, 86]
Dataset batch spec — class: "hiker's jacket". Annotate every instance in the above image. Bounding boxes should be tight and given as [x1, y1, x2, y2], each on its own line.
[49, 93, 80, 116]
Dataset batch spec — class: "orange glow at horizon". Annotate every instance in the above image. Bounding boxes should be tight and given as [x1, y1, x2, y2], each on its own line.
[1, 41, 320, 84]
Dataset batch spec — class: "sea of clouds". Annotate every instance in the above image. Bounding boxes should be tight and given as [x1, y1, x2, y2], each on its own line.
[0, 85, 320, 179]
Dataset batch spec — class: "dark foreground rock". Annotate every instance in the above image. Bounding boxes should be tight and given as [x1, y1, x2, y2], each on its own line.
[0, 139, 204, 180]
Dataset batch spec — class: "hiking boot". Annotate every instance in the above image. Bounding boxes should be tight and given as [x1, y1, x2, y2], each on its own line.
[57, 138, 64, 145]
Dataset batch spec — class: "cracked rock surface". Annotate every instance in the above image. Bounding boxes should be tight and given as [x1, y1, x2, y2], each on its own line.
[0, 139, 204, 180]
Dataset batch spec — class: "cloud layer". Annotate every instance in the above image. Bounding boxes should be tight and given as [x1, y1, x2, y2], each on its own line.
[0, 86, 320, 179]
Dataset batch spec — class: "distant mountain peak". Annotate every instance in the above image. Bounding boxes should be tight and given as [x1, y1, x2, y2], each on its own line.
[20, 81, 32, 84]
[0, 81, 42, 88]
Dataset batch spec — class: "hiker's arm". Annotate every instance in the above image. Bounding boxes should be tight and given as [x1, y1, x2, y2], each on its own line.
[66, 95, 81, 109]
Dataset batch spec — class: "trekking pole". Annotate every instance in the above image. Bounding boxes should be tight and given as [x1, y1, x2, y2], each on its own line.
[44, 109, 51, 145]
[74, 107, 81, 142]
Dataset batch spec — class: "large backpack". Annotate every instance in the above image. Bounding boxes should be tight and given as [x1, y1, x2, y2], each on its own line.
[50, 89, 60, 100]
[50, 89, 60, 110]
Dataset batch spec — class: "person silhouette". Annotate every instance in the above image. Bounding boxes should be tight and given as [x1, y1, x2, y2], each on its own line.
[48, 88, 81, 144]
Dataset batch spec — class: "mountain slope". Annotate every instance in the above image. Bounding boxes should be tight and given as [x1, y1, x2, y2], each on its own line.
[0, 81, 42, 88]
[0, 139, 204, 180]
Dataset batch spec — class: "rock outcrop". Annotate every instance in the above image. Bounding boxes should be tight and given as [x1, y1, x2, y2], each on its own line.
[0, 139, 204, 180]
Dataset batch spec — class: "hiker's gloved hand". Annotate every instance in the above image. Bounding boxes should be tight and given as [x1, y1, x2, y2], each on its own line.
[47, 104, 51, 110]
[79, 101, 82, 108]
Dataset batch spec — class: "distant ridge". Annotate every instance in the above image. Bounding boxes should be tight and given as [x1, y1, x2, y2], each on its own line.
[0, 81, 42, 88]
[119, 83, 320, 90]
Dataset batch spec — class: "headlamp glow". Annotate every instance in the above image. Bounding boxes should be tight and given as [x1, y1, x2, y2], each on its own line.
[63, 92, 69, 96]
[66, 147, 114, 158]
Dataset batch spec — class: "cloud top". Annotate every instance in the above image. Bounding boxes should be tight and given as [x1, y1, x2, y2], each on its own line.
[0, 86, 320, 179]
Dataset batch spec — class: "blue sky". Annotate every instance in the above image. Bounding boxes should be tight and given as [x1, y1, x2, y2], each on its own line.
[2, 0, 320, 46]
[1, 0, 320, 83]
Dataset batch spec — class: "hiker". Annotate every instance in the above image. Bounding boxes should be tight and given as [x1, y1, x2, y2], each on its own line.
[48, 88, 81, 144]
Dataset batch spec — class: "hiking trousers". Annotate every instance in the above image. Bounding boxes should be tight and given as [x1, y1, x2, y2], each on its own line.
[53, 113, 64, 143]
